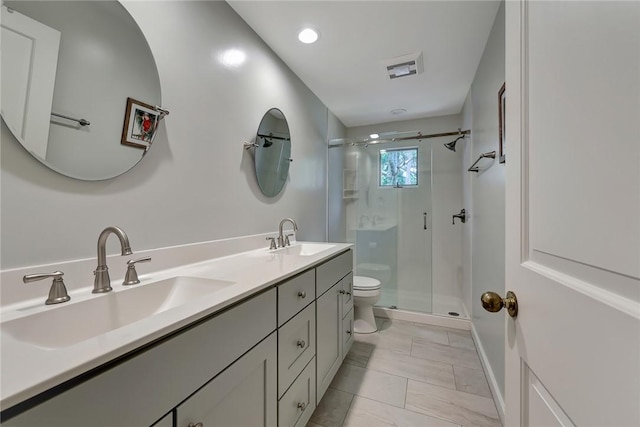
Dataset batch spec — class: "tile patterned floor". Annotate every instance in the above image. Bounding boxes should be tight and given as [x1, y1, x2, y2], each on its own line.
[307, 318, 502, 427]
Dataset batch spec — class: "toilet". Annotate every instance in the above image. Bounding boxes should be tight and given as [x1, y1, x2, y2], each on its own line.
[353, 276, 381, 333]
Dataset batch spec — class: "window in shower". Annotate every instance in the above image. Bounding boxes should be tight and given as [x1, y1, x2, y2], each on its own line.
[379, 147, 418, 187]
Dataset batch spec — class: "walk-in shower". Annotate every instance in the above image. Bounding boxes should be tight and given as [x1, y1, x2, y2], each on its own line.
[328, 129, 469, 319]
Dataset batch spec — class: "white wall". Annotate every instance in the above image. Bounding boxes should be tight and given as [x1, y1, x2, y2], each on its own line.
[464, 0, 506, 405]
[0, 1, 329, 269]
[344, 115, 463, 310]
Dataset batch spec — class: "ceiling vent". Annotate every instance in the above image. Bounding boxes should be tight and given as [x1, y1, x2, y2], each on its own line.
[384, 52, 424, 80]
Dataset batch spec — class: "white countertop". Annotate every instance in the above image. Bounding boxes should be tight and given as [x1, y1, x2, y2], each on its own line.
[0, 241, 352, 410]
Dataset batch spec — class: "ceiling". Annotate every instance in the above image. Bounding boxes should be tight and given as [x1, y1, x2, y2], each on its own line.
[227, 1, 501, 128]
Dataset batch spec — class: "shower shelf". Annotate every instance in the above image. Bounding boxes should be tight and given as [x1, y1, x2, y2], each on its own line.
[468, 151, 496, 173]
[343, 169, 358, 199]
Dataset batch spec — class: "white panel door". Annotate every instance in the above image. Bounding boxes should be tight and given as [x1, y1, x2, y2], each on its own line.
[504, 1, 640, 426]
[1, 5, 60, 159]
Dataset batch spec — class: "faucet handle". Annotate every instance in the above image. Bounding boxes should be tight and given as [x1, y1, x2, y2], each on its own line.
[123, 257, 151, 286]
[285, 233, 295, 246]
[23, 271, 71, 305]
[266, 237, 278, 250]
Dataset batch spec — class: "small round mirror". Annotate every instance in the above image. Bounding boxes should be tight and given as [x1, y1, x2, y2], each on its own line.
[254, 108, 291, 197]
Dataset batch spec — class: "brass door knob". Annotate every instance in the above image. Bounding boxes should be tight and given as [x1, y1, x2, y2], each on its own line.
[481, 291, 518, 318]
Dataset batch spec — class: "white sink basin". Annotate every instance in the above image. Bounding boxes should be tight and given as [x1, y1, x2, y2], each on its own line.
[2, 276, 234, 349]
[280, 242, 336, 256]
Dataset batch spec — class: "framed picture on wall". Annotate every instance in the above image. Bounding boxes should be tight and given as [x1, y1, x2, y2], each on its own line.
[121, 97, 160, 150]
[498, 82, 506, 164]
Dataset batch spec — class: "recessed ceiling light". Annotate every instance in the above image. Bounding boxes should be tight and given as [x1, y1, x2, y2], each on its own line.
[370, 133, 379, 139]
[298, 28, 319, 44]
[391, 109, 407, 115]
[219, 48, 246, 67]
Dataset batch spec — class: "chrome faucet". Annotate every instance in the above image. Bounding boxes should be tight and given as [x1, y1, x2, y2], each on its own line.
[278, 218, 298, 248]
[93, 226, 133, 293]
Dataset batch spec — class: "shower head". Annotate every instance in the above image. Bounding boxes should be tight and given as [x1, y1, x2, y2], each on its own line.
[444, 136, 465, 152]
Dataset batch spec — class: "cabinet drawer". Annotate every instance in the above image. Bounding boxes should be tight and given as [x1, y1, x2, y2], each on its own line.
[341, 272, 353, 314]
[316, 250, 352, 296]
[278, 303, 316, 397]
[278, 269, 315, 326]
[342, 308, 354, 359]
[278, 358, 316, 427]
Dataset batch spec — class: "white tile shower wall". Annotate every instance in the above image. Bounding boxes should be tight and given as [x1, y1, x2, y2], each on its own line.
[0, 1, 329, 269]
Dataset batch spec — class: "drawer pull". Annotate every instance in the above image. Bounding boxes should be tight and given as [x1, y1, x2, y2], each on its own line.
[339, 289, 346, 294]
[188, 423, 204, 427]
[297, 402, 307, 411]
[346, 330, 352, 335]
[297, 340, 306, 348]
[298, 291, 307, 298]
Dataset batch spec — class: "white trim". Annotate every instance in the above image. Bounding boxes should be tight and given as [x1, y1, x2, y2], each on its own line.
[523, 260, 640, 320]
[471, 322, 505, 425]
[373, 306, 470, 330]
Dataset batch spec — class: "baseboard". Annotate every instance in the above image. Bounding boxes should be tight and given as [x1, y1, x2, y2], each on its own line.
[471, 323, 505, 424]
[373, 307, 471, 330]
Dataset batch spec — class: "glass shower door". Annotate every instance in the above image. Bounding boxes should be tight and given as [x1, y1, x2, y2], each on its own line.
[352, 141, 432, 313]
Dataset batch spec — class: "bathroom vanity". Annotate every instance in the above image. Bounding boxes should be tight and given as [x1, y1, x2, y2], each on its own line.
[0, 241, 353, 427]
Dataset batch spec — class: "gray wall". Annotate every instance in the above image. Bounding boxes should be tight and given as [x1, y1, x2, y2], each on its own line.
[327, 111, 347, 243]
[0, 1, 329, 269]
[463, 0, 506, 404]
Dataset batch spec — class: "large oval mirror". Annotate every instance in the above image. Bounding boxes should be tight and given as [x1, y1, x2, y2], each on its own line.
[254, 108, 291, 197]
[1, 1, 161, 181]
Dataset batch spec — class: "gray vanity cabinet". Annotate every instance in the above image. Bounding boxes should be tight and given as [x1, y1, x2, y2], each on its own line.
[2, 289, 277, 427]
[315, 282, 343, 402]
[315, 252, 354, 403]
[2, 249, 354, 427]
[176, 333, 277, 427]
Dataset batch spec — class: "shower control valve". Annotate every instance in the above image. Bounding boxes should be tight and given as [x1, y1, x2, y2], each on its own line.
[452, 209, 466, 225]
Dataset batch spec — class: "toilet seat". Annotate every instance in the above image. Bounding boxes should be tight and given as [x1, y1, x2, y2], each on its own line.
[353, 276, 381, 291]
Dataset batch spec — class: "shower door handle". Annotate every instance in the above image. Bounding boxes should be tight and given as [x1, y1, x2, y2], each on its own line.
[423, 212, 428, 230]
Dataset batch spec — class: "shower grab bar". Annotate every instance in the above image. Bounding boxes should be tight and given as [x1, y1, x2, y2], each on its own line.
[51, 112, 90, 126]
[468, 151, 496, 173]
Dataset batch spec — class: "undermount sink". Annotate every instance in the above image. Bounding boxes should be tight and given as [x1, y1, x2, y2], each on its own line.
[280, 242, 336, 256]
[2, 276, 234, 349]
